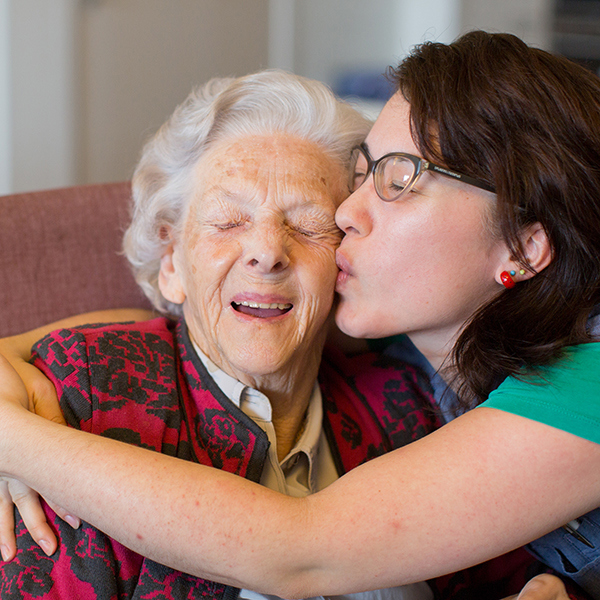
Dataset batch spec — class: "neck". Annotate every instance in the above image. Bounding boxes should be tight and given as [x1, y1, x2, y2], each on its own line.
[194, 334, 325, 463]
[407, 328, 457, 373]
[245, 349, 322, 461]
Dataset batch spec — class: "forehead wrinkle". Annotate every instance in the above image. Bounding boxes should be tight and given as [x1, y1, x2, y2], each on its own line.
[198, 163, 265, 215]
[267, 169, 340, 219]
[192, 133, 345, 216]
[270, 147, 343, 210]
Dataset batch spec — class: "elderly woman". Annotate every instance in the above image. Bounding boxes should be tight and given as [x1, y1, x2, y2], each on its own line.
[0, 70, 439, 599]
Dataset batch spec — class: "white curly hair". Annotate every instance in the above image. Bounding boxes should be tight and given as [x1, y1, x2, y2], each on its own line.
[123, 69, 372, 315]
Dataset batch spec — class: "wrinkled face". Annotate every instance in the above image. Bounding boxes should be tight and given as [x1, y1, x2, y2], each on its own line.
[160, 134, 347, 382]
[335, 93, 509, 361]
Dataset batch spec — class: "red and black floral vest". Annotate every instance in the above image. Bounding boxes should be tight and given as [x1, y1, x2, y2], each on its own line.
[2, 317, 440, 600]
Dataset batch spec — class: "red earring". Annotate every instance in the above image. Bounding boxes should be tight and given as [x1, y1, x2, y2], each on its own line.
[500, 271, 515, 289]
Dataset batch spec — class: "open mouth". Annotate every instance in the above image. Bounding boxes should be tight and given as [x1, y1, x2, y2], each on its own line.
[232, 301, 293, 318]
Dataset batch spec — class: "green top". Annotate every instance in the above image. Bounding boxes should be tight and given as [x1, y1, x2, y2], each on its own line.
[481, 342, 600, 444]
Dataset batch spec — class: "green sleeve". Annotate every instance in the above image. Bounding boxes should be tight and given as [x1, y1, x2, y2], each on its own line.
[480, 343, 600, 444]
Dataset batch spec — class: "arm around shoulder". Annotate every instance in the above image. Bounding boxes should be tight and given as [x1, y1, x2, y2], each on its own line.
[2, 399, 600, 597]
[0, 308, 154, 421]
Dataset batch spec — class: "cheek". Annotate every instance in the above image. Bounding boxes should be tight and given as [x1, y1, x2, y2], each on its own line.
[180, 237, 239, 301]
[382, 209, 490, 273]
[187, 229, 242, 268]
[299, 247, 339, 303]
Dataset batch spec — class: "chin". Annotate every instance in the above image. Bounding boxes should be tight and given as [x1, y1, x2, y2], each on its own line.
[335, 307, 390, 341]
[231, 351, 288, 377]
[334, 311, 367, 340]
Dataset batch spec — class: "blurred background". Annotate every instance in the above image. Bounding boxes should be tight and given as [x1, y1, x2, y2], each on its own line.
[0, 0, 594, 194]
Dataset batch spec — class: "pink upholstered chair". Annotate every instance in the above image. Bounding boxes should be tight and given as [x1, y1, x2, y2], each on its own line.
[0, 182, 152, 337]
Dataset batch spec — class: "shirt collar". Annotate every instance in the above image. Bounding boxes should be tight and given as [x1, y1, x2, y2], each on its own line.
[191, 339, 323, 465]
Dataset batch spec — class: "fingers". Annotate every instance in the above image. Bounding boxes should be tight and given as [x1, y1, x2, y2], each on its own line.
[0, 354, 29, 409]
[17, 361, 65, 425]
[45, 499, 80, 530]
[29, 378, 65, 425]
[0, 479, 16, 562]
[0, 478, 80, 563]
[0, 349, 64, 425]
[501, 574, 569, 600]
[4, 477, 57, 557]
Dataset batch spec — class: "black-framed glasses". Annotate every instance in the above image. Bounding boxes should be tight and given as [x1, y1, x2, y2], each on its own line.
[350, 143, 496, 202]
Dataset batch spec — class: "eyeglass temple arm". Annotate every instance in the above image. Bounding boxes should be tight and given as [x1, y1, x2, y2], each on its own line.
[427, 162, 496, 194]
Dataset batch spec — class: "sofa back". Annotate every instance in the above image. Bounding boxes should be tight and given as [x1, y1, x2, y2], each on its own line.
[0, 182, 151, 337]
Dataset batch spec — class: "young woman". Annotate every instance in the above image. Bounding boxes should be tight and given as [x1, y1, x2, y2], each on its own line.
[1, 30, 599, 599]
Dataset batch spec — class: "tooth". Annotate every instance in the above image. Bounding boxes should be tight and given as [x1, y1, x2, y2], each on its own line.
[234, 301, 292, 310]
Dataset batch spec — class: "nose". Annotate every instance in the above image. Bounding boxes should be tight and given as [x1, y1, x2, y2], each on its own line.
[335, 185, 372, 237]
[244, 220, 290, 275]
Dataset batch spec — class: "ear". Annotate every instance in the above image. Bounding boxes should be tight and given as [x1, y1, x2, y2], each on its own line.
[521, 222, 552, 274]
[495, 222, 552, 285]
[158, 242, 187, 305]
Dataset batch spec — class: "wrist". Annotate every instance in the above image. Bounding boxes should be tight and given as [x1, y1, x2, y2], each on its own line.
[0, 401, 31, 476]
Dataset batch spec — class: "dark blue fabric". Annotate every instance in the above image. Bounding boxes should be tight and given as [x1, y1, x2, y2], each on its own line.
[527, 509, 600, 600]
[381, 334, 459, 422]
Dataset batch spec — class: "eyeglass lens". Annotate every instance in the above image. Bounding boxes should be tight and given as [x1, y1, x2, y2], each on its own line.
[350, 146, 416, 201]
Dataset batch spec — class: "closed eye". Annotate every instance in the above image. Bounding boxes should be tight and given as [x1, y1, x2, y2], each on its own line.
[294, 227, 320, 237]
[214, 221, 245, 230]
[351, 171, 367, 192]
[288, 216, 338, 238]
[389, 180, 406, 192]
[290, 223, 342, 245]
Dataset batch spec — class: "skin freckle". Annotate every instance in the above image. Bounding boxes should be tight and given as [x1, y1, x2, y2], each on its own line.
[170, 133, 346, 393]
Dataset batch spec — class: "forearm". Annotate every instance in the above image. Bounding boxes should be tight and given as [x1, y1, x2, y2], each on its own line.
[0, 309, 154, 362]
[0, 403, 305, 594]
[2, 404, 600, 597]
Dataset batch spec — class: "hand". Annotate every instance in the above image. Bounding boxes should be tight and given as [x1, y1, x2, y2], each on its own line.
[0, 352, 30, 412]
[502, 574, 570, 600]
[0, 336, 64, 425]
[0, 355, 77, 562]
[18, 359, 64, 424]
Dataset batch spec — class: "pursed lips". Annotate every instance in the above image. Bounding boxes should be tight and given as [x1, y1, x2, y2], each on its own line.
[335, 250, 352, 276]
[335, 250, 355, 291]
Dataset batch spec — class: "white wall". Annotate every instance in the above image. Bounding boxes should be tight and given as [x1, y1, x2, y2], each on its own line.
[393, 0, 461, 54]
[275, 0, 464, 120]
[276, 0, 552, 90]
[0, 0, 10, 194]
[79, 0, 269, 185]
[460, 0, 552, 48]
[10, 0, 77, 193]
[1, 0, 554, 194]
[3, 0, 268, 193]
[269, 0, 296, 71]
[293, 0, 402, 84]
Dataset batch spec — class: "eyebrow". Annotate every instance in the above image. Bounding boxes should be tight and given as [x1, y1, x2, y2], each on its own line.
[202, 183, 336, 212]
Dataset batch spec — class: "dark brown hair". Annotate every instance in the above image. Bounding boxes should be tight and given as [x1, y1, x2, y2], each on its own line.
[391, 31, 600, 408]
